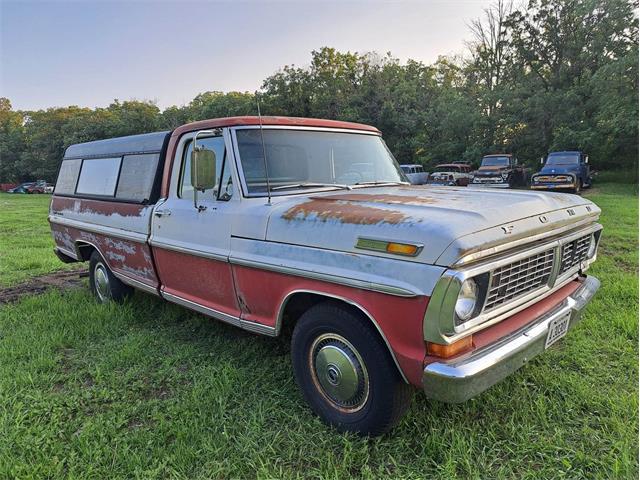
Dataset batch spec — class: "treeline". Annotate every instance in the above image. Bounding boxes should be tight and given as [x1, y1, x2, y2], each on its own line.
[0, 0, 637, 183]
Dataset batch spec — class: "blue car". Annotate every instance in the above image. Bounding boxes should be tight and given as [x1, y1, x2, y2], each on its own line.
[531, 151, 592, 194]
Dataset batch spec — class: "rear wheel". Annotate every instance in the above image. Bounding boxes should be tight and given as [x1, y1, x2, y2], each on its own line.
[89, 250, 133, 303]
[291, 302, 413, 436]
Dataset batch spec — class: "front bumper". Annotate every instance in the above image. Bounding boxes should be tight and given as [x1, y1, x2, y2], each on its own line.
[471, 180, 510, 188]
[422, 275, 600, 403]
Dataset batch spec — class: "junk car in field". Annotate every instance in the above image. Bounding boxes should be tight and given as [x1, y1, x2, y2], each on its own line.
[400, 164, 429, 184]
[427, 163, 473, 186]
[49, 116, 602, 435]
[471, 154, 529, 188]
[531, 151, 592, 194]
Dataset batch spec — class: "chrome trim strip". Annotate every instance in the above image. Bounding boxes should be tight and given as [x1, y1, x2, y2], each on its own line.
[56, 246, 79, 260]
[239, 319, 277, 336]
[276, 289, 408, 383]
[162, 291, 241, 327]
[113, 272, 159, 296]
[149, 240, 228, 262]
[229, 256, 418, 298]
[49, 216, 148, 244]
[422, 275, 600, 403]
[161, 290, 277, 336]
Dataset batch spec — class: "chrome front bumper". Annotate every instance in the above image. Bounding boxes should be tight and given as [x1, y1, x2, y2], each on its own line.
[422, 275, 600, 403]
[471, 182, 510, 188]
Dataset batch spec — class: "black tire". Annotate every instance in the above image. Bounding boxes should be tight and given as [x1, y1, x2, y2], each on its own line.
[291, 301, 413, 436]
[89, 250, 133, 303]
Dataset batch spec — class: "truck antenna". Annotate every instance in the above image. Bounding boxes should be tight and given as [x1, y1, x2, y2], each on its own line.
[256, 93, 272, 205]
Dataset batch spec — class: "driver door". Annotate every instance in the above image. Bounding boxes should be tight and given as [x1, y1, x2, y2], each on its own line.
[150, 129, 241, 321]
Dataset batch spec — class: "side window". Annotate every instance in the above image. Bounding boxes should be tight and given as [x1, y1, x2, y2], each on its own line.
[76, 157, 121, 196]
[54, 159, 82, 195]
[179, 136, 229, 201]
[116, 153, 160, 202]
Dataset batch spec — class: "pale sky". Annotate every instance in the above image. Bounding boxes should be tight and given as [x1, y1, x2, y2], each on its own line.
[0, 0, 491, 111]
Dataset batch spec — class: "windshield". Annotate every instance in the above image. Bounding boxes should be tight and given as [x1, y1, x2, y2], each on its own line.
[546, 154, 579, 165]
[235, 129, 406, 195]
[481, 156, 510, 167]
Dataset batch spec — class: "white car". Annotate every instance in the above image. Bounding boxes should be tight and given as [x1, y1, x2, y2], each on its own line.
[427, 163, 473, 186]
[400, 164, 429, 184]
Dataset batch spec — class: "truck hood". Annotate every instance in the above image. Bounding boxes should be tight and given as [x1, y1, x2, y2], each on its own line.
[265, 186, 600, 266]
[536, 165, 580, 175]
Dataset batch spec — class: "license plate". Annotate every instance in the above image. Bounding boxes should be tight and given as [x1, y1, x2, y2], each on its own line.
[545, 312, 571, 349]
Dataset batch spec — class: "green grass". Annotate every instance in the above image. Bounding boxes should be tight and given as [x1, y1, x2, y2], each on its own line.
[0, 193, 80, 287]
[0, 184, 637, 479]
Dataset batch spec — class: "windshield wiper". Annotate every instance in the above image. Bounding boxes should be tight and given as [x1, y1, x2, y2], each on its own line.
[269, 182, 352, 192]
[354, 181, 408, 186]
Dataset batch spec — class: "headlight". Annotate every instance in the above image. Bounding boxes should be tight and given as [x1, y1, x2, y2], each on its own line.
[501, 172, 509, 180]
[455, 278, 478, 322]
[587, 234, 597, 258]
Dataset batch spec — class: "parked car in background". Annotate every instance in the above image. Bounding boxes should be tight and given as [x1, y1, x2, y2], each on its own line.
[7, 182, 35, 193]
[400, 164, 429, 184]
[471, 154, 529, 188]
[531, 151, 592, 194]
[427, 163, 473, 186]
[50, 117, 602, 436]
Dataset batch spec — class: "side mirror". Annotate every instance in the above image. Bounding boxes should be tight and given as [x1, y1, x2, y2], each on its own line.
[191, 148, 217, 191]
[540, 157, 544, 165]
[514, 158, 518, 165]
[585, 156, 589, 164]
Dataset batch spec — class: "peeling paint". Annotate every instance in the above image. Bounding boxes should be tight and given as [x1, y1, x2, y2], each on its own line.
[282, 198, 411, 225]
[105, 251, 126, 262]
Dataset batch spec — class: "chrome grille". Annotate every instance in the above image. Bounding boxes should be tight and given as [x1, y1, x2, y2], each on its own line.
[484, 249, 555, 311]
[559, 234, 592, 274]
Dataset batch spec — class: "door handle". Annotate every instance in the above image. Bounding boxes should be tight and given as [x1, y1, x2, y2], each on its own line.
[154, 209, 171, 217]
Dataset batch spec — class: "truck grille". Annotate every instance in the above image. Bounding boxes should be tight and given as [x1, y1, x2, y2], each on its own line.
[484, 249, 555, 311]
[559, 234, 592, 275]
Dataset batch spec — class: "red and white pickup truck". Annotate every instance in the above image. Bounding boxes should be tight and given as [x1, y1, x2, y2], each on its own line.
[50, 116, 602, 435]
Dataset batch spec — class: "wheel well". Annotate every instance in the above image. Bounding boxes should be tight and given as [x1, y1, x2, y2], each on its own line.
[75, 242, 96, 261]
[278, 291, 408, 382]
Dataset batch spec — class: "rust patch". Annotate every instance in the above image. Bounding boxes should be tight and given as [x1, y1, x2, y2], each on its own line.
[51, 196, 147, 217]
[321, 193, 441, 205]
[282, 198, 411, 225]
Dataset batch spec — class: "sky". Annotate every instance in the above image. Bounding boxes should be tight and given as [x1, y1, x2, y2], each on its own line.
[0, 0, 491, 111]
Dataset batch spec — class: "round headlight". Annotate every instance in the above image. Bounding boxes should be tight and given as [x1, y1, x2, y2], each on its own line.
[587, 234, 597, 258]
[455, 278, 478, 322]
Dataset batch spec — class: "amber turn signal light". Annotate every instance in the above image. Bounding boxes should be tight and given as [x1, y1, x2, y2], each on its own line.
[386, 242, 420, 256]
[427, 336, 473, 358]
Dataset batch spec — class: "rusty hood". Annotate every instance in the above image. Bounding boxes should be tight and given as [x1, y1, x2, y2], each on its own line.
[265, 186, 600, 266]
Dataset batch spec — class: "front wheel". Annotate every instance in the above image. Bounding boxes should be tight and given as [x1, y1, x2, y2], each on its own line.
[291, 302, 413, 436]
[89, 250, 133, 303]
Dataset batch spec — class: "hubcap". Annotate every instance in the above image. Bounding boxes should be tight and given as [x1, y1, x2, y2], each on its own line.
[94, 263, 110, 302]
[309, 333, 369, 412]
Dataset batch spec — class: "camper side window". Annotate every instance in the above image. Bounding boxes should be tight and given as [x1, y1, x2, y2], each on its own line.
[76, 157, 121, 196]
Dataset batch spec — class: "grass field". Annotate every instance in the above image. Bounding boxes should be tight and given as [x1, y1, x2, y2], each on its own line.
[0, 185, 637, 479]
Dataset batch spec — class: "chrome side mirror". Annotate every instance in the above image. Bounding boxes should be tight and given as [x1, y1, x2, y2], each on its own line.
[585, 156, 589, 164]
[540, 157, 544, 165]
[191, 130, 218, 211]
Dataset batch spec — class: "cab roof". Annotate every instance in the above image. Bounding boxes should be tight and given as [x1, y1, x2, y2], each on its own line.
[172, 116, 381, 137]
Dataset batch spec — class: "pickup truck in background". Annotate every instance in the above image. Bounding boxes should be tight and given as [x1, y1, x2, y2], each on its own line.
[471, 154, 529, 188]
[50, 116, 602, 436]
[400, 164, 429, 184]
[531, 151, 592, 193]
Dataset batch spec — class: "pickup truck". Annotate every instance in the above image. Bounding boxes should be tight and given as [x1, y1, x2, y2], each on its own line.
[531, 151, 592, 193]
[471, 154, 529, 188]
[50, 116, 602, 436]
